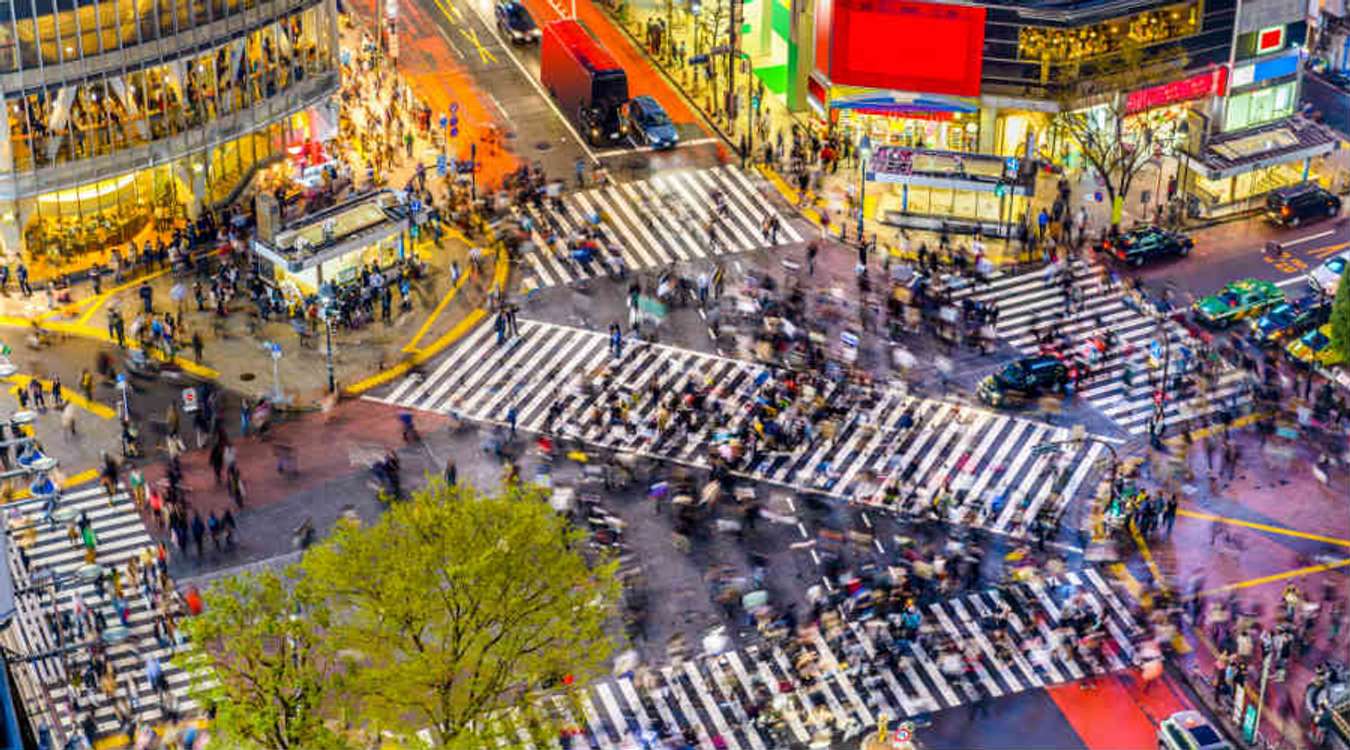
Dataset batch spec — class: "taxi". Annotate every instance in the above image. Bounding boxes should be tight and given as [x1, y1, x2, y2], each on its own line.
[1286, 324, 1346, 368]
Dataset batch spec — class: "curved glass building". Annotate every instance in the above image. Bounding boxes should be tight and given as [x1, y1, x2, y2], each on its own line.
[0, 0, 340, 266]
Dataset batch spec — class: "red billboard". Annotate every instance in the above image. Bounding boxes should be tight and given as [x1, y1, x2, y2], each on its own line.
[817, 0, 986, 97]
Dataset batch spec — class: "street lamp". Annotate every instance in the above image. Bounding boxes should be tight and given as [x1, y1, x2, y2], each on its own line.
[1035, 428, 1121, 534]
[319, 284, 337, 394]
[857, 135, 872, 247]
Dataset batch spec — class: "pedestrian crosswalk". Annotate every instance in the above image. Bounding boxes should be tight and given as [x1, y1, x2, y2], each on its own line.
[375, 319, 1108, 538]
[1, 484, 197, 742]
[518, 165, 804, 289]
[952, 261, 1249, 435]
[519, 570, 1143, 749]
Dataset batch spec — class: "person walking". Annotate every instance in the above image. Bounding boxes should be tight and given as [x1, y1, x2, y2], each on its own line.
[190, 511, 206, 558]
[609, 322, 623, 359]
[506, 405, 518, 438]
[444, 459, 457, 486]
[1163, 494, 1179, 536]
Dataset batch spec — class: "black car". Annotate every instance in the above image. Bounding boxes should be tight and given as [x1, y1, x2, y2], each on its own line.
[1096, 225, 1193, 267]
[1248, 294, 1332, 346]
[977, 355, 1068, 407]
[496, 0, 540, 43]
[1266, 182, 1341, 227]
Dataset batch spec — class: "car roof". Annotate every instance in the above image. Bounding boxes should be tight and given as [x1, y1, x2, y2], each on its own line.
[1019, 355, 1062, 367]
[1272, 182, 1325, 199]
[632, 95, 660, 111]
[1228, 278, 1272, 293]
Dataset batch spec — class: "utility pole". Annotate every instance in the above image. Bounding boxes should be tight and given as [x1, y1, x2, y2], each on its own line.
[726, 0, 737, 128]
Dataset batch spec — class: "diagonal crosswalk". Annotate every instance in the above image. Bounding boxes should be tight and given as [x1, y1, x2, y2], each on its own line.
[527, 571, 1142, 748]
[375, 319, 1108, 539]
[517, 165, 803, 288]
[1, 485, 198, 742]
[952, 261, 1250, 435]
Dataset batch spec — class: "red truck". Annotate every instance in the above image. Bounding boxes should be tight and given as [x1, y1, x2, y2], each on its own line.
[540, 19, 629, 146]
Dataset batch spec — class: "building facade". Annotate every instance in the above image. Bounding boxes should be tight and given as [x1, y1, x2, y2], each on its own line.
[0, 0, 341, 267]
[741, 0, 1335, 228]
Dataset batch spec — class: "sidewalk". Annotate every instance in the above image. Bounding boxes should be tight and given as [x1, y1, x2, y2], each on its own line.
[1132, 419, 1350, 749]
[1, 13, 514, 406]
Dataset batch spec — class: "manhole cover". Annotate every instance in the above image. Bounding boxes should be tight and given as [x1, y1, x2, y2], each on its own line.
[240, 373, 256, 382]
[535, 141, 553, 152]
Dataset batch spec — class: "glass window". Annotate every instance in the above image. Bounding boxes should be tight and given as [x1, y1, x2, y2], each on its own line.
[906, 186, 930, 215]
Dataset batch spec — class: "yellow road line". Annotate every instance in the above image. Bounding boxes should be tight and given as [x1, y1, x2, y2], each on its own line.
[1198, 557, 1350, 597]
[1308, 241, 1350, 259]
[9, 468, 100, 500]
[0, 318, 219, 380]
[1163, 411, 1269, 448]
[1178, 508, 1350, 549]
[403, 273, 470, 354]
[346, 307, 487, 394]
[1130, 522, 1169, 593]
[757, 165, 824, 227]
[5, 375, 116, 420]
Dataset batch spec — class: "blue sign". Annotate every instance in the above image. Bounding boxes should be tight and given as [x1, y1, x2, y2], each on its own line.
[1005, 156, 1019, 173]
[1251, 53, 1298, 85]
[410, 199, 422, 213]
[439, 115, 448, 129]
[450, 102, 459, 113]
[436, 153, 447, 176]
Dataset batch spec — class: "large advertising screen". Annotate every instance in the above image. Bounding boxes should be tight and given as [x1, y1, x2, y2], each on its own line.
[822, 0, 986, 97]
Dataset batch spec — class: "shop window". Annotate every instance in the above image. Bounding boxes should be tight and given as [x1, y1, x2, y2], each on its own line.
[906, 186, 930, 215]
[1225, 82, 1296, 131]
[951, 190, 977, 220]
[977, 192, 1001, 222]
[1018, 0, 1199, 64]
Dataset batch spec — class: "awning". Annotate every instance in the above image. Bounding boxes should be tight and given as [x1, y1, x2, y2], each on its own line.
[1184, 116, 1340, 180]
[830, 92, 979, 116]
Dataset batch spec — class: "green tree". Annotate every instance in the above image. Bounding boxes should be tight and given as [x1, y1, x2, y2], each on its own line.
[1330, 275, 1350, 360]
[181, 567, 356, 750]
[1053, 43, 1189, 232]
[302, 482, 622, 748]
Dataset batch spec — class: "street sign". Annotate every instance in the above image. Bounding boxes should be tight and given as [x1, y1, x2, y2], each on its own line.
[264, 341, 282, 360]
[1004, 156, 1019, 179]
[181, 387, 198, 413]
[450, 102, 459, 113]
[437, 154, 447, 176]
[1242, 704, 1258, 743]
[410, 198, 422, 213]
[439, 115, 448, 129]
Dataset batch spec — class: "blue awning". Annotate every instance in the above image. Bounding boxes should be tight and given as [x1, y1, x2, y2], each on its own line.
[831, 94, 978, 115]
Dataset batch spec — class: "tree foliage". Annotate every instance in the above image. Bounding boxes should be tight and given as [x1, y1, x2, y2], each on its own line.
[181, 567, 355, 750]
[1053, 42, 1189, 229]
[301, 482, 622, 748]
[1330, 275, 1350, 360]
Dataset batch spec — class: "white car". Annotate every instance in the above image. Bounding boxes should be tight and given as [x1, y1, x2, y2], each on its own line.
[1309, 249, 1350, 296]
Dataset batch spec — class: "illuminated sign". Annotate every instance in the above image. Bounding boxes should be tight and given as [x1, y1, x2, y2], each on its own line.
[815, 0, 986, 98]
[1231, 52, 1298, 89]
[1125, 67, 1225, 115]
[1257, 25, 1285, 55]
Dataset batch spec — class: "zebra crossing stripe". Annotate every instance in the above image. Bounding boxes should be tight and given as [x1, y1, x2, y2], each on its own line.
[720, 166, 805, 243]
[4, 486, 198, 739]
[380, 320, 1114, 542]
[517, 166, 802, 290]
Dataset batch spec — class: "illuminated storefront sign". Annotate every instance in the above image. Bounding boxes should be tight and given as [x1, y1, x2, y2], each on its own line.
[1257, 25, 1285, 55]
[1125, 67, 1226, 115]
[1230, 52, 1298, 89]
[813, 0, 986, 97]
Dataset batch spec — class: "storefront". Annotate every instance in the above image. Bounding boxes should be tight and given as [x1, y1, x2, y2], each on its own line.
[1181, 116, 1341, 218]
[251, 191, 418, 295]
[822, 90, 983, 152]
[866, 146, 1033, 237]
[5, 110, 329, 268]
